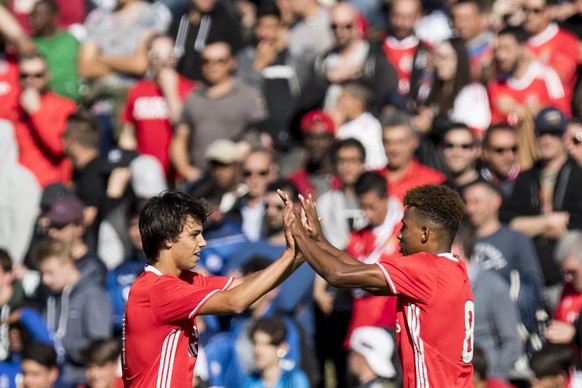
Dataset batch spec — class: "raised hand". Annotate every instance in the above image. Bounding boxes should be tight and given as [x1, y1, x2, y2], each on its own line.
[299, 194, 323, 241]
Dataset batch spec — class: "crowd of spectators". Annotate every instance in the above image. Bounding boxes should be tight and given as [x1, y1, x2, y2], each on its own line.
[1, 0, 582, 386]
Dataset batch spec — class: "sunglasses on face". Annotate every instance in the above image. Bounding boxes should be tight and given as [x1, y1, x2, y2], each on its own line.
[242, 169, 269, 178]
[201, 57, 230, 66]
[522, 6, 544, 14]
[330, 23, 354, 31]
[19, 71, 45, 80]
[561, 268, 577, 277]
[442, 142, 474, 150]
[489, 145, 518, 154]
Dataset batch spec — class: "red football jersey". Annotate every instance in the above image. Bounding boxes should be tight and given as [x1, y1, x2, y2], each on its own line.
[526, 23, 579, 95]
[122, 266, 233, 388]
[122, 77, 194, 177]
[488, 61, 570, 124]
[383, 36, 419, 95]
[376, 253, 474, 387]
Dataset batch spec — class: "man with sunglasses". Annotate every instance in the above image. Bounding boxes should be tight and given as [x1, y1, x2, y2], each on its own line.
[170, 41, 266, 186]
[14, 51, 76, 188]
[480, 124, 521, 199]
[501, 107, 582, 312]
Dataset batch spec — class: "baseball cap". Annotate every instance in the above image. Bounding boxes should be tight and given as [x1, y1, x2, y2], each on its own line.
[40, 183, 71, 213]
[349, 326, 396, 378]
[300, 110, 335, 135]
[534, 107, 568, 135]
[204, 139, 241, 165]
[129, 155, 168, 198]
[45, 195, 85, 228]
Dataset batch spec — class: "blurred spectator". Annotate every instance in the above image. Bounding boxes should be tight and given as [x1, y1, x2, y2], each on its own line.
[562, 1, 582, 117]
[414, 37, 491, 140]
[190, 139, 247, 214]
[552, 231, 582, 324]
[335, 81, 388, 169]
[317, 138, 367, 249]
[9, 0, 85, 35]
[20, 342, 59, 388]
[0, 4, 34, 57]
[287, 0, 333, 62]
[236, 2, 310, 153]
[343, 172, 402, 344]
[565, 117, 582, 167]
[523, 0, 579, 97]
[196, 189, 249, 275]
[45, 195, 107, 285]
[302, 3, 398, 114]
[232, 181, 316, 343]
[0, 120, 41, 264]
[170, 42, 267, 184]
[78, 0, 167, 150]
[441, 124, 483, 194]
[479, 124, 521, 199]
[313, 139, 364, 388]
[62, 109, 110, 251]
[501, 107, 582, 311]
[348, 326, 398, 388]
[79, 340, 123, 388]
[472, 346, 517, 388]
[14, 51, 76, 187]
[453, 222, 522, 381]
[382, 0, 422, 96]
[227, 149, 278, 242]
[243, 316, 310, 387]
[119, 34, 195, 178]
[96, 153, 166, 269]
[30, 0, 80, 101]
[287, 111, 339, 198]
[465, 181, 544, 290]
[488, 26, 570, 125]
[33, 237, 112, 386]
[170, 0, 243, 81]
[451, 0, 495, 83]
[106, 198, 147, 334]
[529, 344, 579, 388]
[377, 110, 445, 204]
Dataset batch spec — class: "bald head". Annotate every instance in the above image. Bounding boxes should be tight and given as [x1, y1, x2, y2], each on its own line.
[331, 3, 360, 48]
[390, 0, 422, 40]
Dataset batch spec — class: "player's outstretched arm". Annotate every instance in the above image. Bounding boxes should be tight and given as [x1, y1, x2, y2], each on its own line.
[198, 199, 304, 315]
[280, 191, 390, 293]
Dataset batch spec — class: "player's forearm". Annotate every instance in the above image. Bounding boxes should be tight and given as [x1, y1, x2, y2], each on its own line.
[316, 238, 359, 265]
[227, 249, 297, 313]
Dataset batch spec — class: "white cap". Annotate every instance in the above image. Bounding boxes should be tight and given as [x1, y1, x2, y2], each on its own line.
[129, 155, 168, 198]
[349, 326, 396, 378]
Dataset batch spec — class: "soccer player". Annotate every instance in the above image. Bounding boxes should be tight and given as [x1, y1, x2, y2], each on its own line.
[121, 191, 303, 387]
[280, 184, 474, 386]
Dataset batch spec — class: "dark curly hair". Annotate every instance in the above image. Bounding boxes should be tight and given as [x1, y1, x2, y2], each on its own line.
[403, 184, 465, 238]
[139, 191, 212, 263]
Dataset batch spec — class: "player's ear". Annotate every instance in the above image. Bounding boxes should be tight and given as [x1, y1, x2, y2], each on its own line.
[421, 226, 430, 243]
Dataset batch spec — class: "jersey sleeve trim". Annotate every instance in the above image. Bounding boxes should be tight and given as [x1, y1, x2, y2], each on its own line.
[375, 262, 397, 294]
[187, 277, 234, 319]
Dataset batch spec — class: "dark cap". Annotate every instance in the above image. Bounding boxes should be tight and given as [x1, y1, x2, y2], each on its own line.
[300, 110, 335, 134]
[40, 183, 71, 213]
[45, 196, 85, 227]
[534, 107, 568, 135]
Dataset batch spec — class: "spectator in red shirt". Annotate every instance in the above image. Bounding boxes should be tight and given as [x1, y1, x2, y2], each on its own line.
[287, 110, 340, 199]
[14, 51, 76, 187]
[488, 26, 570, 125]
[376, 110, 445, 204]
[119, 34, 195, 178]
[523, 0, 579, 96]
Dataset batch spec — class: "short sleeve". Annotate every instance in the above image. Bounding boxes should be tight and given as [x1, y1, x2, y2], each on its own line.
[375, 253, 437, 304]
[150, 275, 233, 323]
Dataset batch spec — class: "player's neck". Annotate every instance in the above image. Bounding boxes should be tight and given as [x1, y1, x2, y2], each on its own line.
[152, 257, 182, 277]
